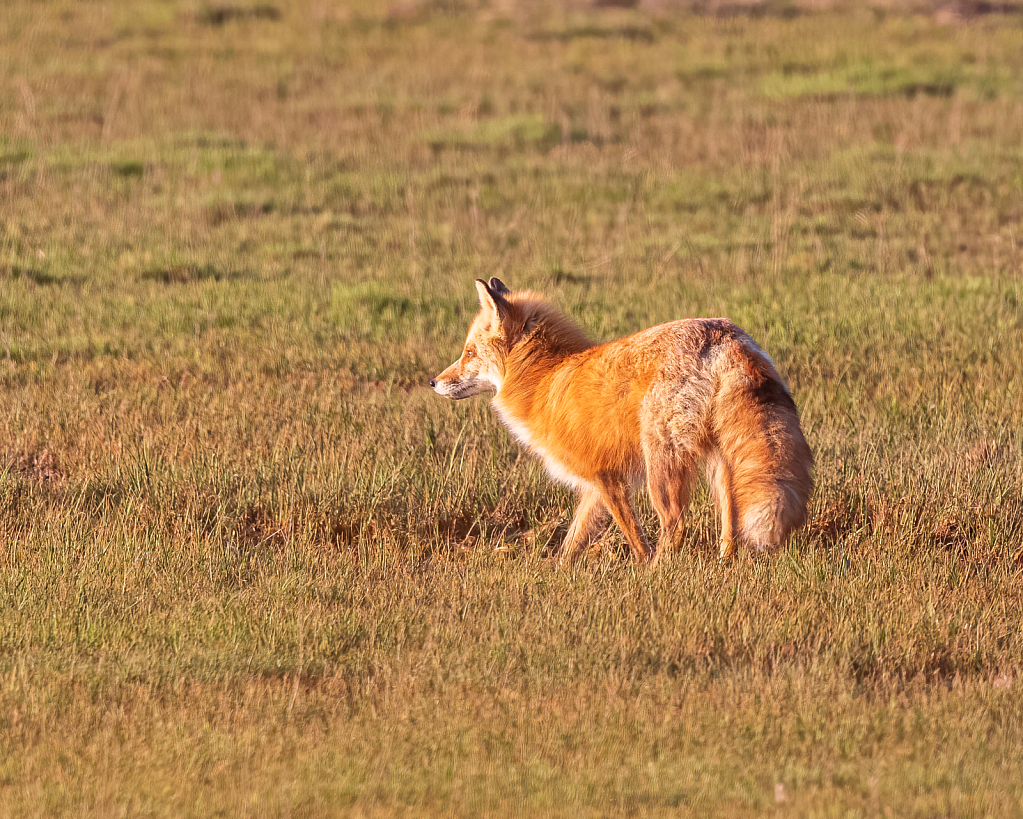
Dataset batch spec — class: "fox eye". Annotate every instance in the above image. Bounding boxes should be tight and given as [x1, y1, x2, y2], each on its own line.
[464, 348, 475, 360]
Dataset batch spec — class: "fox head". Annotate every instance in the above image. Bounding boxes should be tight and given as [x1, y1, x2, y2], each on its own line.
[430, 277, 516, 399]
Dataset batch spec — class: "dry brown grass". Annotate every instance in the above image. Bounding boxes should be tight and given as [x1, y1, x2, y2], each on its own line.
[1, 0, 1022, 815]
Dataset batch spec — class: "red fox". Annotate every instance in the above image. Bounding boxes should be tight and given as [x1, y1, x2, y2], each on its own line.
[431, 278, 813, 565]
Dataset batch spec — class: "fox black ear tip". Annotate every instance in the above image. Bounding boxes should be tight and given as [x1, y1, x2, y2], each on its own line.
[488, 277, 510, 295]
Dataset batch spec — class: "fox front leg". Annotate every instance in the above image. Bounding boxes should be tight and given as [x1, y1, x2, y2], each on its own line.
[594, 476, 654, 564]
[557, 486, 609, 566]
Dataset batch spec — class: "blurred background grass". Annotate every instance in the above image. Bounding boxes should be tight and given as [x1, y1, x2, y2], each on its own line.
[1, 1, 1022, 816]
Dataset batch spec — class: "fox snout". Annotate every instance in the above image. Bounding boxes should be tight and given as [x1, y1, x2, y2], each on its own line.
[430, 365, 478, 399]
[431, 361, 466, 398]
[432, 351, 501, 399]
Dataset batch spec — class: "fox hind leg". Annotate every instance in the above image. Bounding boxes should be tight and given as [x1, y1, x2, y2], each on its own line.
[645, 449, 696, 565]
[706, 454, 739, 561]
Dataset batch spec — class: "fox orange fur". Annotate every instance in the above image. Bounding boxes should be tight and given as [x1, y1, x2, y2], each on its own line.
[431, 278, 813, 564]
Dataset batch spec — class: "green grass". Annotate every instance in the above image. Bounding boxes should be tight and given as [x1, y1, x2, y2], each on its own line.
[1, 0, 1023, 816]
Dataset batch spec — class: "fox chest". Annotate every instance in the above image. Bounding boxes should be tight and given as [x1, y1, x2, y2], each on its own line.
[491, 399, 639, 490]
[491, 404, 589, 490]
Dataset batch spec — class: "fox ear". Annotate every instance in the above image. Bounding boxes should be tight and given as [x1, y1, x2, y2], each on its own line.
[488, 277, 510, 296]
[475, 279, 510, 323]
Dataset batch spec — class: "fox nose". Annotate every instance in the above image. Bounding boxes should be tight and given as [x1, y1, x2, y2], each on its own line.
[429, 379, 436, 388]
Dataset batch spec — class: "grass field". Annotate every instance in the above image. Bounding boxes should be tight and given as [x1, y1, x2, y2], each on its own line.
[2, 0, 1023, 815]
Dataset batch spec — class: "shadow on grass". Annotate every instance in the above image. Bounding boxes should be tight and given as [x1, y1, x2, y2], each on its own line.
[0, 263, 78, 286]
[197, 4, 280, 26]
[138, 263, 250, 284]
[526, 24, 657, 44]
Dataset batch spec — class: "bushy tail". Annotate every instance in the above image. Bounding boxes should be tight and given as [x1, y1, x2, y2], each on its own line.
[711, 350, 813, 550]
